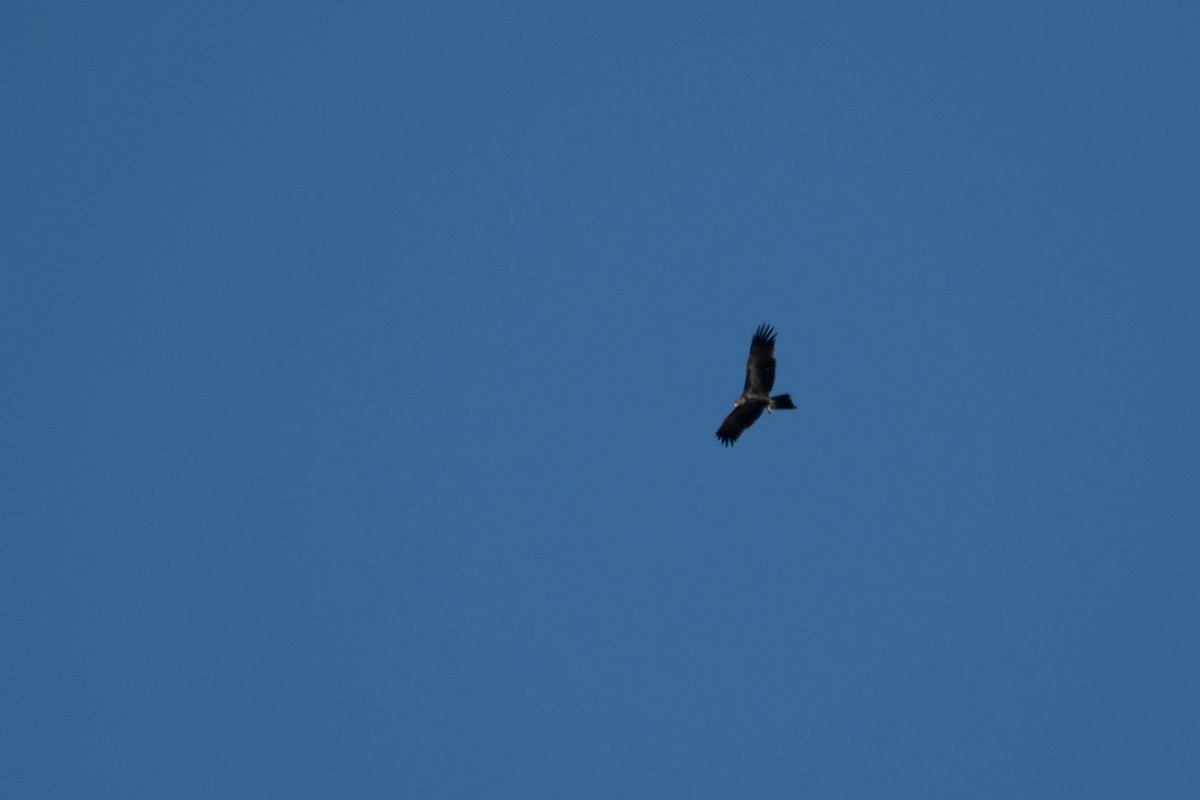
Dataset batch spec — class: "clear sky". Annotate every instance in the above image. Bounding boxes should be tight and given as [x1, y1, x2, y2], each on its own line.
[3, 2, 1199, 797]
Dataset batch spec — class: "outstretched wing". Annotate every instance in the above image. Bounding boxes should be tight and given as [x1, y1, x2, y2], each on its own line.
[716, 400, 767, 446]
[742, 323, 777, 395]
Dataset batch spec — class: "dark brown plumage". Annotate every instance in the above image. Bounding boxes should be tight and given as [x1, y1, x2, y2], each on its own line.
[716, 323, 796, 446]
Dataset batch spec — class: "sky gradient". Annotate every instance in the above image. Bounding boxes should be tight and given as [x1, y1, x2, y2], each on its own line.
[4, 2, 1199, 797]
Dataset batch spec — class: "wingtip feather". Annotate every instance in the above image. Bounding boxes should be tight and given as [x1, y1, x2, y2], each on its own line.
[752, 323, 777, 346]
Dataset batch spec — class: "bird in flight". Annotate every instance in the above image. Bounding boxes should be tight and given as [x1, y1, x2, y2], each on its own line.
[716, 323, 796, 446]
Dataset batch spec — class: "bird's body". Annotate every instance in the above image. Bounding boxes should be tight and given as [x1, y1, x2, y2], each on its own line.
[716, 323, 795, 446]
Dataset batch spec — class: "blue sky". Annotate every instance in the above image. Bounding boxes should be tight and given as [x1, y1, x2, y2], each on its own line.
[3, 1, 1199, 797]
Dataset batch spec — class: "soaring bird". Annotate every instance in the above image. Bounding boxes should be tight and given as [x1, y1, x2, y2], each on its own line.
[716, 323, 796, 446]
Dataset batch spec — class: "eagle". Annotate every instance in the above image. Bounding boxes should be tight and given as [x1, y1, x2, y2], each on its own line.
[716, 323, 796, 446]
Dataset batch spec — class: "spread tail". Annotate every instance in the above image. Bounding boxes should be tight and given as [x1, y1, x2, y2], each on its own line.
[771, 394, 796, 410]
